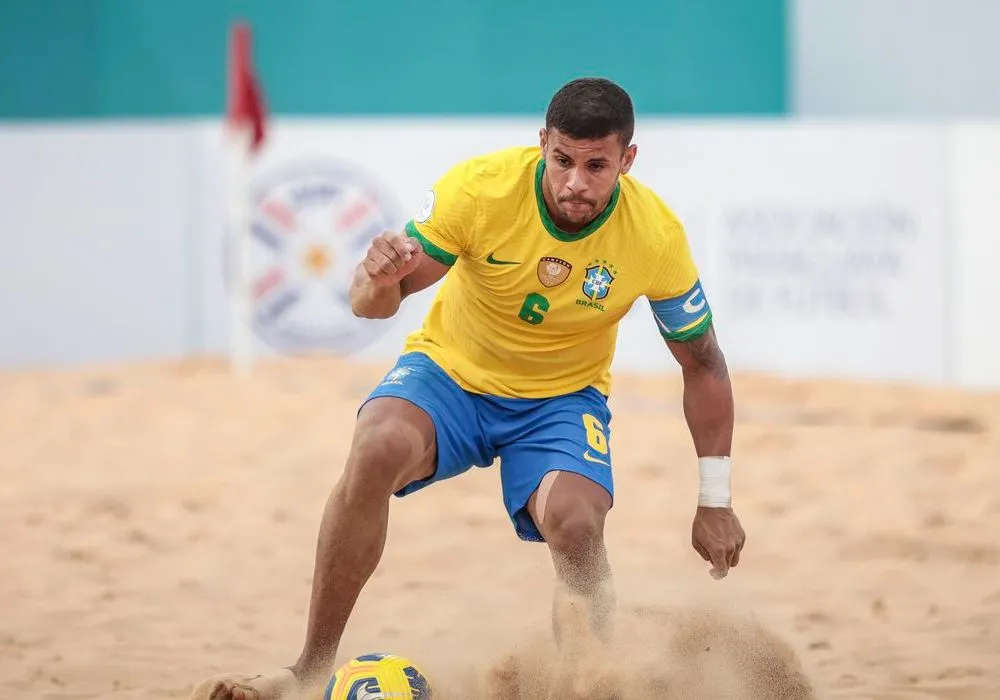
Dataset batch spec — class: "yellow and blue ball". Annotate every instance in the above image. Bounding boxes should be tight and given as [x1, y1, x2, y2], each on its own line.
[324, 653, 432, 699]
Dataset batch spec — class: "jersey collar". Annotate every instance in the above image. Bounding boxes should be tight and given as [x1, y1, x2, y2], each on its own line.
[534, 158, 620, 243]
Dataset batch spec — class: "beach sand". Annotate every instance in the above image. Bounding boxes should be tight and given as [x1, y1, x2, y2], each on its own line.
[1, 357, 997, 699]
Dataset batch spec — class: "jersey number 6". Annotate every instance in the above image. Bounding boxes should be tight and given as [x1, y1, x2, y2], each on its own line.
[517, 292, 550, 325]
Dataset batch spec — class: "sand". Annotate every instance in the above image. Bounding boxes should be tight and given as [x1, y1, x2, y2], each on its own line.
[0, 356, 998, 699]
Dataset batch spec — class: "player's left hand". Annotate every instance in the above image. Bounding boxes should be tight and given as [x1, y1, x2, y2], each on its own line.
[691, 506, 746, 580]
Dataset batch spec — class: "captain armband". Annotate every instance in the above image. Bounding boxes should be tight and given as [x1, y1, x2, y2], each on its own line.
[648, 278, 713, 342]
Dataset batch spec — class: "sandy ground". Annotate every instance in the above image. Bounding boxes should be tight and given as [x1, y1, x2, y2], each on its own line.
[0, 356, 998, 699]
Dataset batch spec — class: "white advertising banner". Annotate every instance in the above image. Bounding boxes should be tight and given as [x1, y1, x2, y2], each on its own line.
[2, 120, 990, 387]
[0, 125, 200, 368]
[630, 124, 951, 383]
[194, 120, 952, 384]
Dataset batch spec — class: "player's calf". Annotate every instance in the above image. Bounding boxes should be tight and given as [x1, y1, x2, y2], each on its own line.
[290, 398, 437, 678]
[529, 471, 616, 643]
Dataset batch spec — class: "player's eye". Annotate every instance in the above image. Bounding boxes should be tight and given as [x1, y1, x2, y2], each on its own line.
[556, 156, 571, 167]
[588, 162, 605, 171]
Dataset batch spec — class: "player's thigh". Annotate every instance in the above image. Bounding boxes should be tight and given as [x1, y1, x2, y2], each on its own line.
[357, 352, 492, 497]
[350, 396, 438, 493]
[495, 388, 615, 542]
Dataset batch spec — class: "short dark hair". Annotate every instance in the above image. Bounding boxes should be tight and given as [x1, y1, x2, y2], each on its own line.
[545, 77, 635, 146]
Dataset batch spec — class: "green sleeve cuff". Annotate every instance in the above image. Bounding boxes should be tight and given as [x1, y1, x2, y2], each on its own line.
[405, 221, 458, 266]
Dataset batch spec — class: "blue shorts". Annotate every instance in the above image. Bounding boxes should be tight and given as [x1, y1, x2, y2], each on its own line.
[361, 352, 615, 543]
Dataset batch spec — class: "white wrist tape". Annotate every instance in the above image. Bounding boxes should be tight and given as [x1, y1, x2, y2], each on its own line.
[698, 456, 732, 508]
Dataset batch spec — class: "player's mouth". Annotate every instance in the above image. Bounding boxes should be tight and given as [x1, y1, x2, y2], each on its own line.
[560, 200, 594, 216]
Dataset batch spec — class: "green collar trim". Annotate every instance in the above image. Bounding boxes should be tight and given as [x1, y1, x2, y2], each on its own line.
[534, 158, 620, 243]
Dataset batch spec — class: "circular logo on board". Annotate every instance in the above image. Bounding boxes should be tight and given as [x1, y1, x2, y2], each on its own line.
[224, 160, 402, 354]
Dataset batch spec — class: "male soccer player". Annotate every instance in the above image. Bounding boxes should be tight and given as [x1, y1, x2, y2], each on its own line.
[192, 77, 745, 700]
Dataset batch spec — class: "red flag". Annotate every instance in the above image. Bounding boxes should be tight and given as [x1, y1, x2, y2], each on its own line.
[226, 21, 267, 151]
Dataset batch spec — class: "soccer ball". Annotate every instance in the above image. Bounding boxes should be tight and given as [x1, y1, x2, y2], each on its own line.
[324, 653, 432, 699]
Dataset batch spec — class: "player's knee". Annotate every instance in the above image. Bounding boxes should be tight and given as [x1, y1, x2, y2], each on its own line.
[537, 474, 610, 558]
[343, 414, 433, 499]
[543, 499, 606, 560]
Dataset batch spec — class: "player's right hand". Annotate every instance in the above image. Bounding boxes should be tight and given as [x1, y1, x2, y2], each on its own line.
[362, 231, 423, 287]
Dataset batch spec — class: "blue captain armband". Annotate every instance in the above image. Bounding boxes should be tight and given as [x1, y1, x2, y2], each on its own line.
[649, 279, 713, 342]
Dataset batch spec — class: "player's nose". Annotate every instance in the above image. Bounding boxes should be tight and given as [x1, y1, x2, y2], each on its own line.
[565, 167, 586, 193]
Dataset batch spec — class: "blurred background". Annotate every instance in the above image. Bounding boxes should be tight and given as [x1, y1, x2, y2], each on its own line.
[3, 5, 1000, 699]
[2, 0, 999, 388]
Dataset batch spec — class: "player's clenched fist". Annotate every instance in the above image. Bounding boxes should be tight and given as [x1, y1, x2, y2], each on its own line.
[363, 231, 423, 287]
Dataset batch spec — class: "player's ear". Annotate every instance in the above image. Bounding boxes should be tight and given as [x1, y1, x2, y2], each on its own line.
[539, 127, 548, 151]
[620, 143, 638, 174]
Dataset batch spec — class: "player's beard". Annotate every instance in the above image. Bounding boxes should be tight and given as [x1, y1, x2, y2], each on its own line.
[558, 195, 601, 224]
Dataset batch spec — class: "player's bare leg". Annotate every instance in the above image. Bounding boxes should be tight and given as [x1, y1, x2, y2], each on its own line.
[528, 471, 621, 699]
[188, 398, 436, 700]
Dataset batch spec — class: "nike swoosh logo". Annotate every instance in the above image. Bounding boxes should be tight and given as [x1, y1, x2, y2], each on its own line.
[583, 451, 611, 467]
[486, 252, 519, 265]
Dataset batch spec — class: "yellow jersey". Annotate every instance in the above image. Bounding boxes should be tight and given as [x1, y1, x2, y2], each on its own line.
[403, 146, 711, 398]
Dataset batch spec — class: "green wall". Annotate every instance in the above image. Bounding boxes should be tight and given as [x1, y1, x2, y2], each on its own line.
[1, 0, 787, 119]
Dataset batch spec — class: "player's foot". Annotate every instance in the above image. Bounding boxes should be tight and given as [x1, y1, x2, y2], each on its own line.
[187, 667, 325, 700]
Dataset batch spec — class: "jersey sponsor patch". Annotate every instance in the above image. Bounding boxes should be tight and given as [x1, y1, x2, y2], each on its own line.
[649, 279, 712, 341]
[537, 256, 572, 287]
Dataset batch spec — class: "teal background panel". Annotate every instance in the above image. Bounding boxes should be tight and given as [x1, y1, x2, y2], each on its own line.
[0, 0, 787, 119]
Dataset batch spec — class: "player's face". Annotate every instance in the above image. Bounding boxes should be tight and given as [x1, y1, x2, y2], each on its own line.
[539, 128, 637, 231]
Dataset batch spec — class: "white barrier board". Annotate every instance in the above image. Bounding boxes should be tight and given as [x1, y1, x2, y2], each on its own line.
[1, 119, 997, 388]
[0, 125, 199, 368]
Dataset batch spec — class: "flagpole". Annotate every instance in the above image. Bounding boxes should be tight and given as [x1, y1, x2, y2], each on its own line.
[228, 125, 253, 376]
[225, 20, 267, 377]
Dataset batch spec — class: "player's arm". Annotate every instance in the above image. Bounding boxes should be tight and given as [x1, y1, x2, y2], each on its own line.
[647, 227, 744, 579]
[652, 288, 744, 579]
[349, 232, 450, 319]
[649, 281, 734, 465]
[351, 162, 475, 319]
[665, 322, 733, 460]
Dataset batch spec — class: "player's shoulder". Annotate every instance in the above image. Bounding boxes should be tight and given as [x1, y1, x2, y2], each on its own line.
[617, 172, 686, 243]
[439, 145, 540, 195]
[414, 146, 537, 239]
[611, 173, 697, 280]
[616, 174, 702, 298]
